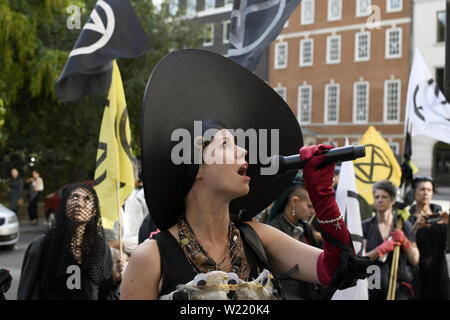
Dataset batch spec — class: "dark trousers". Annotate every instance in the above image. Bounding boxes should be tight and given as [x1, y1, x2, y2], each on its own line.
[28, 193, 40, 221]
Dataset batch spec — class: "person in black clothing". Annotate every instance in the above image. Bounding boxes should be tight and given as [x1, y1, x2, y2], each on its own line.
[362, 180, 420, 300]
[266, 173, 323, 299]
[17, 183, 123, 300]
[120, 50, 367, 300]
[408, 176, 449, 299]
[8, 168, 23, 214]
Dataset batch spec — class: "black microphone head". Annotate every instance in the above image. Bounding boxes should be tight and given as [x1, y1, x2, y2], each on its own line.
[354, 145, 366, 159]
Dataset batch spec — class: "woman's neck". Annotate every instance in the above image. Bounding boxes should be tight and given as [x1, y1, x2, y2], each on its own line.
[415, 202, 431, 214]
[185, 189, 230, 246]
[377, 208, 393, 224]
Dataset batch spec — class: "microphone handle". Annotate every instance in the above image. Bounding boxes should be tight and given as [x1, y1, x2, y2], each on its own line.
[278, 145, 366, 173]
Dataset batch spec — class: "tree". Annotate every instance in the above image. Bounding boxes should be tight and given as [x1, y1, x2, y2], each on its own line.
[0, 0, 202, 195]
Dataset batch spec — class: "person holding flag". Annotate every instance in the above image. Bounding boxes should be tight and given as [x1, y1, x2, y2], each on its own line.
[362, 180, 419, 300]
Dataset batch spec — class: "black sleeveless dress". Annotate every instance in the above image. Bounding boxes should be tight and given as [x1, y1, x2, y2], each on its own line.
[153, 222, 282, 298]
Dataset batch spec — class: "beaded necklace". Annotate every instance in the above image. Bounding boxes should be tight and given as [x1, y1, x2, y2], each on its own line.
[178, 216, 251, 281]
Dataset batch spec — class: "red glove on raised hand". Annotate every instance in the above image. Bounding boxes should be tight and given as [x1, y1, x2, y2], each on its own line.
[390, 230, 410, 250]
[300, 145, 351, 285]
[376, 239, 401, 259]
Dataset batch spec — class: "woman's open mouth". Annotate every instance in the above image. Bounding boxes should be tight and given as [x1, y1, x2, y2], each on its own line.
[237, 162, 250, 181]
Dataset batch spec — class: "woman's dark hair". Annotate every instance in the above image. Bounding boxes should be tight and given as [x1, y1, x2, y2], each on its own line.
[413, 176, 435, 193]
[372, 180, 397, 200]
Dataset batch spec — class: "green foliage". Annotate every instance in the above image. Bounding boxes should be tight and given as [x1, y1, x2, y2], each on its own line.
[0, 0, 203, 194]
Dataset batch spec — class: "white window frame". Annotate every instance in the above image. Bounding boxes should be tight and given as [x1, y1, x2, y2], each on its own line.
[383, 79, 401, 123]
[353, 81, 370, 123]
[385, 27, 402, 59]
[274, 42, 288, 69]
[355, 31, 371, 62]
[356, 0, 371, 17]
[222, 20, 231, 44]
[225, 0, 234, 5]
[284, 20, 289, 28]
[204, 0, 215, 10]
[301, 0, 315, 25]
[274, 86, 287, 101]
[203, 23, 214, 47]
[169, 0, 179, 15]
[387, 0, 402, 13]
[326, 35, 341, 64]
[324, 83, 340, 124]
[299, 38, 314, 67]
[328, 0, 342, 21]
[186, 0, 196, 16]
[297, 85, 312, 124]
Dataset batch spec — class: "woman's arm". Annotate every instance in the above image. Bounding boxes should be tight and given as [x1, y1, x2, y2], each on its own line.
[120, 239, 161, 300]
[404, 242, 419, 266]
[247, 221, 323, 284]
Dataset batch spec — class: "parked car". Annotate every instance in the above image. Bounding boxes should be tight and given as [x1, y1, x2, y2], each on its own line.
[44, 181, 94, 228]
[0, 204, 19, 250]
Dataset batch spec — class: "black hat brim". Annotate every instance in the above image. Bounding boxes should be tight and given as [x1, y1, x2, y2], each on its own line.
[141, 49, 303, 230]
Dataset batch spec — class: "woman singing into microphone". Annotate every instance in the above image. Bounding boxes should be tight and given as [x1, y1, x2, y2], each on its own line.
[120, 50, 368, 300]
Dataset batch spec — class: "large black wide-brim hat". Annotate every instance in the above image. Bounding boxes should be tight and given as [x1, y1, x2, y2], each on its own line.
[141, 49, 303, 230]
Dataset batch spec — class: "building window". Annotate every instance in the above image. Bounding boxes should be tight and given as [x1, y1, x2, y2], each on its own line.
[356, 0, 371, 17]
[386, 28, 402, 59]
[298, 85, 312, 124]
[223, 21, 231, 44]
[325, 83, 340, 123]
[327, 35, 341, 64]
[203, 23, 214, 46]
[169, 0, 178, 15]
[301, 0, 315, 25]
[274, 42, 288, 69]
[355, 31, 371, 61]
[353, 81, 369, 123]
[300, 38, 314, 67]
[437, 11, 446, 43]
[328, 0, 342, 21]
[274, 86, 287, 101]
[205, 0, 215, 10]
[384, 79, 401, 123]
[186, 0, 196, 16]
[225, 0, 234, 5]
[388, 142, 399, 155]
[387, 0, 402, 13]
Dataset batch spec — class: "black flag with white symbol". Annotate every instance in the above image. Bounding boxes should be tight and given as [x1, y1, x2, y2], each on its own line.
[227, 0, 302, 71]
[55, 0, 151, 102]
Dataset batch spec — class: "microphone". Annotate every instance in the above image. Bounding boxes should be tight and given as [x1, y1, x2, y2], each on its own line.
[271, 145, 366, 175]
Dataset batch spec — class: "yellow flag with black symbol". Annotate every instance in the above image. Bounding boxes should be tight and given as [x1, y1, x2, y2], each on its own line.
[354, 126, 402, 205]
[94, 60, 135, 229]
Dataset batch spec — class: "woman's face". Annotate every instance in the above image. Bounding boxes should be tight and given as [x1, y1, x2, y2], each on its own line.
[66, 188, 96, 223]
[373, 189, 395, 213]
[199, 129, 250, 199]
[293, 196, 315, 222]
[414, 181, 433, 205]
[11, 169, 18, 179]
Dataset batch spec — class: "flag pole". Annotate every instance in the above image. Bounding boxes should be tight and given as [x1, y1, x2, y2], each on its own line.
[117, 178, 123, 259]
[444, 0, 450, 101]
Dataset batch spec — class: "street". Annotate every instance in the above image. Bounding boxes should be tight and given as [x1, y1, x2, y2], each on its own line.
[0, 220, 47, 300]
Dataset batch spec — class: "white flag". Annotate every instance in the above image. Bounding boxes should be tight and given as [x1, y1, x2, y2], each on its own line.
[332, 138, 369, 300]
[405, 49, 450, 143]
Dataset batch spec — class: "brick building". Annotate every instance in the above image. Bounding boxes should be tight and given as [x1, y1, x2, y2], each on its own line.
[269, 0, 411, 154]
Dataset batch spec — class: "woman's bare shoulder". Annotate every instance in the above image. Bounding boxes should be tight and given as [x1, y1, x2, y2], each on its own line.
[120, 239, 161, 300]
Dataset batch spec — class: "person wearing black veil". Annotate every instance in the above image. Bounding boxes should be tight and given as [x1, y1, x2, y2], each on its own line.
[266, 173, 323, 299]
[121, 50, 370, 300]
[17, 183, 121, 300]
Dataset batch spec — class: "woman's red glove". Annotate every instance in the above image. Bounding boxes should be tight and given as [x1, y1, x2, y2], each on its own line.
[300, 145, 352, 285]
[390, 230, 410, 250]
[376, 239, 401, 259]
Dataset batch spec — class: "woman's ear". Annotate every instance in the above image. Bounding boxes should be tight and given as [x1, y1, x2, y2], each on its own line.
[195, 164, 204, 180]
[290, 196, 299, 207]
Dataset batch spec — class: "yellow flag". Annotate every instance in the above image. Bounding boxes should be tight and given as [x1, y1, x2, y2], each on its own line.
[94, 60, 135, 229]
[354, 126, 402, 205]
